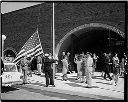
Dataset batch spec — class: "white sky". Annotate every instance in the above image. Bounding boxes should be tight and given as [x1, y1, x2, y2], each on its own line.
[1, 2, 42, 14]
[1, 0, 125, 14]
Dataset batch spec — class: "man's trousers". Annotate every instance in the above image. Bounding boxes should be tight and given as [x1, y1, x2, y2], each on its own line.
[45, 69, 54, 86]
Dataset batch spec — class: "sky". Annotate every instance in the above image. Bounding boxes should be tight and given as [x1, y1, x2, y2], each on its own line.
[1, 2, 42, 14]
[1, 0, 125, 14]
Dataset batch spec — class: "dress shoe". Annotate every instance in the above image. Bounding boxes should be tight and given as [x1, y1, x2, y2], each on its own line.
[37, 74, 41, 75]
[86, 86, 92, 88]
[75, 78, 79, 80]
[52, 85, 55, 87]
[45, 85, 48, 87]
[23, 82, 29, 85]
[67, 72, 70, 74]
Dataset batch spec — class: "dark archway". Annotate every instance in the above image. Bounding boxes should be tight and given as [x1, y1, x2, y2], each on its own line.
[4, 47, 17, 58]
[56, 23, 125, 72]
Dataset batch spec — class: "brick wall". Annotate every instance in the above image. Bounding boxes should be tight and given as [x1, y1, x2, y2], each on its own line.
[2, 2, 125, 54]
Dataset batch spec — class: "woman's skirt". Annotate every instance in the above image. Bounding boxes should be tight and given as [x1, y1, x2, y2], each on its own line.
[62, 67, 68, 75]
[80, 66, 86, 76]
[113, 65, 120, 75]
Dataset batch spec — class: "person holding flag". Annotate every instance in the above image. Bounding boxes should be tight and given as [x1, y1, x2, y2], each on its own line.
[12, 29, 44, 84]
[20, 55, 33, 84]
[13, 30, 44, 65]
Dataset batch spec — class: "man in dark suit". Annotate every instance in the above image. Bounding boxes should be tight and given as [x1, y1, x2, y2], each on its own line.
[43, 54, 57, 87]
[104, 53, 112, 80]
[67, 52, 73, 73]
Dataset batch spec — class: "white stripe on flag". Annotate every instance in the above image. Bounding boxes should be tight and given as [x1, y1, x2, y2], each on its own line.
[35, 50, 44, 57]
[15, 49, 25, 57]
[14, 44, 41, 62]
[27, 47, 43, 57]
[14, 48, 43, 64]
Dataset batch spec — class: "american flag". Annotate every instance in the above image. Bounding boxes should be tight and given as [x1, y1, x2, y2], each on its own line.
[13, 30, 44, 64]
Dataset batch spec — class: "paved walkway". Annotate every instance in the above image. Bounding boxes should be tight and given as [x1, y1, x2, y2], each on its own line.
[26, 72, 124, 100]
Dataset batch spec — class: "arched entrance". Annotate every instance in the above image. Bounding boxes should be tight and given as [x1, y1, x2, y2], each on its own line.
[4, 47, 17, 62]
[4, 47, 17, 57]
[55, 23, 125, 71]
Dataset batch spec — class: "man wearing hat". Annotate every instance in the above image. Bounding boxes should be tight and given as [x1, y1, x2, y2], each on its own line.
[43, 53, 58, 87]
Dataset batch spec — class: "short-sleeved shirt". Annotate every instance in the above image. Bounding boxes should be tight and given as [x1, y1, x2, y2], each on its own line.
[37, 56, 42, 64]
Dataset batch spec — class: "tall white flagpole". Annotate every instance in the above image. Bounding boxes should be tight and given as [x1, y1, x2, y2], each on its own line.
[53, 2, 55, 58]
[53, 2, 55, 79]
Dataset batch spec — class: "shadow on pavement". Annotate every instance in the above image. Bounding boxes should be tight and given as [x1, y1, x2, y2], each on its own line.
[56, 77, 82, 84]
[55, 78, 63, 81]
[65, 83, 85, 88]
[66, 77, 77, 82]
[92, 76, 105, 80]
[65, 82, 99, 89]
[29, 82, 45, 87]
[96, 81, 112, 85]
[1, 86, 20, 93]
[18, 86, 96, 100]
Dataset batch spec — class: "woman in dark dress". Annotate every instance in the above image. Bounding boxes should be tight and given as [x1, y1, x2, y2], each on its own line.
[80, 54, 87, 83]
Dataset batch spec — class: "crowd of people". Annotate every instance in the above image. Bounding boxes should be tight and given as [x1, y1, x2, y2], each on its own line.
[1, 51, 127, 87]
[61, 51, 127, 87]
[61, 52, 98, 88]
[18, 53, 57, 86]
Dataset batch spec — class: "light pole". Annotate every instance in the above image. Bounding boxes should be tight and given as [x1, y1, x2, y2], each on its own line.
[2, 35, 6, 61]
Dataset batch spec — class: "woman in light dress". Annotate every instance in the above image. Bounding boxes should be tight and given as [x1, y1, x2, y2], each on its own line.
[61, 55, 68, 81]
[74, 55, 82, 80]
[120, 58, 125, 77]
[86, 52, 94, 88]
[112, 53, 120, 86]
[37, 55, 43, 75]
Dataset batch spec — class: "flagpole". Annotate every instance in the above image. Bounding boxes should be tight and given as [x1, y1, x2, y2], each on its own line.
[53, 2, 55, 58]
[37, 4, 44, 57]
[53, 2, 55, 79]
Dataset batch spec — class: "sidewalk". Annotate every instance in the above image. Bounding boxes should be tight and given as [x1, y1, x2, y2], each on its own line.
[26, 72, 124, 100]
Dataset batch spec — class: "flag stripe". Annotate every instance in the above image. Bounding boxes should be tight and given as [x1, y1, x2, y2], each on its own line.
[14, 48, 43, 64]
[26, 47, 43, 57]
[17, 44, 41, 58]
[15, 49, 26, 58]
[35, 51, 44, 57]
[13, 30, 44, 64]
[13, 44, 42, 62]
[13, 45, 42, 63]
[28, 49, 43, 57]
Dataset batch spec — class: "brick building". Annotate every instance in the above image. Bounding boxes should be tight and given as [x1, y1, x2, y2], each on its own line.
[2, 2, 126, 71]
